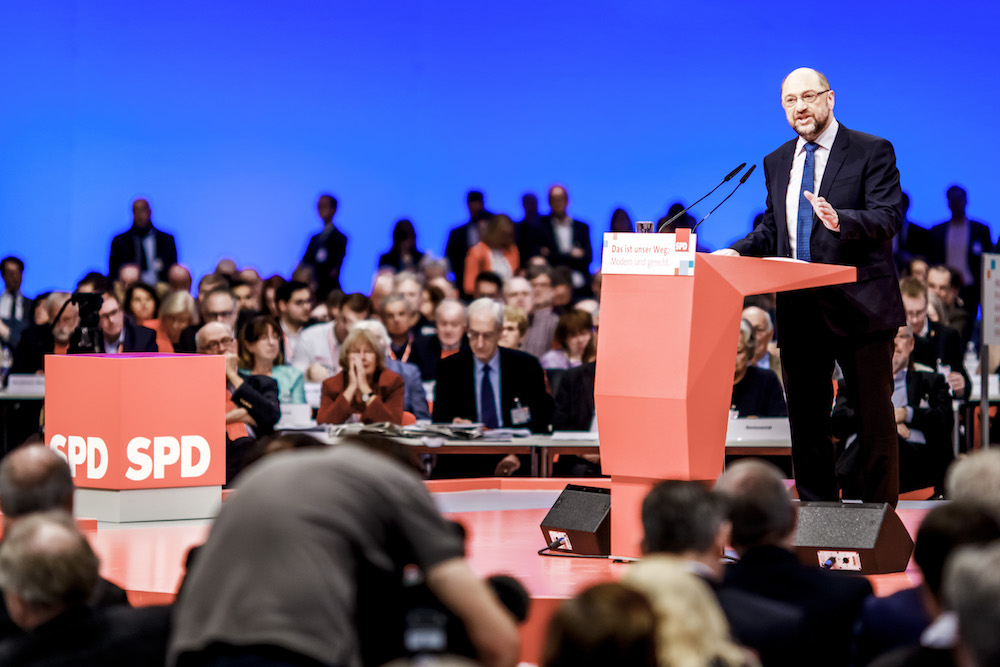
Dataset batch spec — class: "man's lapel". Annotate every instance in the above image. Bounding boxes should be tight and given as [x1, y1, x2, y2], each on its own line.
[819, 124, 850, 199]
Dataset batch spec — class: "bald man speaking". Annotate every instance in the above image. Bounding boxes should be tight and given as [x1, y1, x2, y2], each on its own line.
[716, 67, 904, 505]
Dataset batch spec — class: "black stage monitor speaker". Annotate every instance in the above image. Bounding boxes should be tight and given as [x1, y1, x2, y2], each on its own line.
[792, 502, 914, 574]
[540, 484, 611, 556]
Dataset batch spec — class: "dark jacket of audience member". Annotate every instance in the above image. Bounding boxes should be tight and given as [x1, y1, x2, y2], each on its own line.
[553, 361, 596, 431]
[0, 604, 172, 667]
[410, 332, 470, 383]
[731, 366, 787, 418]
[433, 347, 552, 434]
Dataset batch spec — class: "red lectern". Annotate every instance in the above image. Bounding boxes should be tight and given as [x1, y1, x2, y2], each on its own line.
[595, 230, 856, 558]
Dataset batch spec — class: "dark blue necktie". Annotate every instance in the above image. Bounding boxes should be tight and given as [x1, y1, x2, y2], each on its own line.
[480, 364, 499, 428]
[796, 142, 818, 262]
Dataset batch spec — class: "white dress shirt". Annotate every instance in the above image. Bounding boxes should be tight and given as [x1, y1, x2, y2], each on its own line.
[785, 118, 839, 258]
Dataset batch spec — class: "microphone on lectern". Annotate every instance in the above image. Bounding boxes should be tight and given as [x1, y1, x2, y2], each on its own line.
[692, 164, 756, 232]
[656, 163, 746, 233]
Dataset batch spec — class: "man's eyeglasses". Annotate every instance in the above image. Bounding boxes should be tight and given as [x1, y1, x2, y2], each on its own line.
[202, 337, 235, 351]
[782, 89, 829, 108]
[204, 309, 236, 320]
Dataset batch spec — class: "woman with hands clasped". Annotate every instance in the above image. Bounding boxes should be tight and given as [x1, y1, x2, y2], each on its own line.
[317, 327, 404, 425]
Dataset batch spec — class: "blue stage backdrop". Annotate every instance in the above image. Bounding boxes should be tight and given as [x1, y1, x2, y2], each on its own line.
[2, 1, 997, 296]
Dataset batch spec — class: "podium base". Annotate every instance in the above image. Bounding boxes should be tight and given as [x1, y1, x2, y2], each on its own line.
[74, 486, 222, 523]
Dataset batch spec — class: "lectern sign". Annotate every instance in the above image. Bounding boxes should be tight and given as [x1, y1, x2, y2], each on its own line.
[601, 229, 697, 276]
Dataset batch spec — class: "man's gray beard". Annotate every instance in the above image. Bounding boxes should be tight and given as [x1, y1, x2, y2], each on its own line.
[797, 115, 830, 141]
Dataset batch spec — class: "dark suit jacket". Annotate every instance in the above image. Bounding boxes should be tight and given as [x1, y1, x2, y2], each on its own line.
[226, 373, 280, 483]
[913, 321, 969, 400]
[410, 334, 469, 382]
[723, 545, 872, 667]
[926, 218, 992, 287]
[853, 586, 930, 667]
[122, 319, 158, 352]
[445, 221, 477, 298]
[433, 347, 552, 434]
[0, 576, 130, 643]
[231, 374, 281, 435]
[10, 324, 55, 374]
[731, 366, 787, 418]
[378, 247, 425, 273]
[301, 224, 348, 299]
[732, 124, 905, 342]
[531, 216, 593, 288]
[894, 218, 931, 271]
[0, 604, 171, 667]
[712, 582, 807, 667]
[109, 225, 177, 283]
[553, 361, 595, 431]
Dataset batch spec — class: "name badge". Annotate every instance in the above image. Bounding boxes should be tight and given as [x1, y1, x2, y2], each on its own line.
[510, 404, 531, 426]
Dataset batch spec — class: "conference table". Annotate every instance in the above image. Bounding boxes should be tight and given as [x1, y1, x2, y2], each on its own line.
[285, 418, 794, 477]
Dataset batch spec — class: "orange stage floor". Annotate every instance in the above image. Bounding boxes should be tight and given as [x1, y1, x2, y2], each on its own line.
[85, 478, 932, 665]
